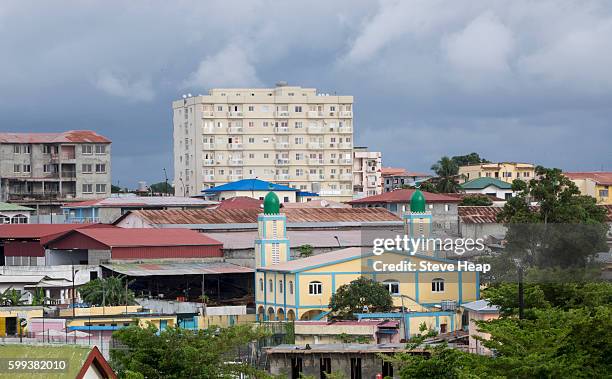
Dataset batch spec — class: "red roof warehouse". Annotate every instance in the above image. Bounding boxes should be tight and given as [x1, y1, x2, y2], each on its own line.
[43, 228, 223, 261]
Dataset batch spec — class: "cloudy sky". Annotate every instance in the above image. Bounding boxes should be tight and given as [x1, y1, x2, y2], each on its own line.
[1, 0, 611, 187]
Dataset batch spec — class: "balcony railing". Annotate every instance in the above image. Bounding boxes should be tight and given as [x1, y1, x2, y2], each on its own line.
[202, 143, 215, 149]
[228, 126, 244, 133]
[339, 142, 352, 149]
[340, 173, 353, 181]
[228, 143, 243, 150]
[308, 174, 325, 181]
[308, 142, 323, 149]
[275, 174, 290, 181]
[275, 142, 290, 149]
[228, 111, 244, 118]
[340, 158, 352, 164]
[275, 111, 290, 117]
[307, 111, 323, 118]
[276, 159, 290, 165]
[203, 159, 215, 166]
[307, 126, 323, 134]
[308, 158, 324, 165]
[228, 159, 244, 166]
[275, 127, 289, 133]
[61, 171, 77, 179]
[338, 126, 353, 134]
[202, 111, 215, 117]
[8, 192, 76, 201]
[340, 111, 353, 118]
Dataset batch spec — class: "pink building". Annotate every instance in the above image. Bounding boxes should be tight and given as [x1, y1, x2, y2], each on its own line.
[462, 300, 500, 355]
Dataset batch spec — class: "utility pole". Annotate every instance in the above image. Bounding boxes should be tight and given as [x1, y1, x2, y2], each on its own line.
[518, 264, 524, 320]
[163, 168, 170, 196]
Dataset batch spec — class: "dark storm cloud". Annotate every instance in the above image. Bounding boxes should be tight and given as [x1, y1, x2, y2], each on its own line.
[0, 0, 610, 187]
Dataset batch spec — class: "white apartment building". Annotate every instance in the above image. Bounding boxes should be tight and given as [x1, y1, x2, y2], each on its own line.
[352, 147, 382, 199]
[173, 83, 354, 201]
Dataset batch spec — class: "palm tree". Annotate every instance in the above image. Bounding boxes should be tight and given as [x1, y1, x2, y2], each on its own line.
[30, 287, 48, 306]
[431, 156, 462, 193]
[79, 276, 136, 306]
[2, 288, 27, 306]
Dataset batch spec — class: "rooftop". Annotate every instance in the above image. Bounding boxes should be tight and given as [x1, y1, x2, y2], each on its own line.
[381, 167, 431, 177]
[459, 205, 612, 223]
[64, 196, 217, 209]
[259, 247, 363, 273]
[564, 171, 612, 186]
[215, 196, 263, 210]
[0, 223, 108, 239]
[45, 228, 222, 248]
[462, 299, 500, 313]
[281, 199, 350, 209]
[0, 202, 34, 212]
[117, 207, 401, 226]
[202, 179, 297, 193]
[0, 130, 111, 144]
[102, 261, 253, 276]
[266, 343, 425, 354]
[461, 177, 513, 190]
[348, 189, 461, 204]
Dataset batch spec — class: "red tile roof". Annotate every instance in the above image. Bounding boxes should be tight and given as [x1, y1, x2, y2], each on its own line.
[46, 228, 222, 248]
[564, 172, 612, 186]
[117, 207, 401, 225]
[348, 189, 460, 204]
[0, 223, 109, 239]
[381, 167, 430, 177]
[0, 130, 110, 144]
[215, 196, 263, 210]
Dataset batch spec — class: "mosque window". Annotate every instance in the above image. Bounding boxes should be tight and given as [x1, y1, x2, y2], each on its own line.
[259, 278, 264, 291]
[269, 279, 273, 292]
[271, 243, 280, 265]
[279, 280, 283, 293]
[383, 280, 400, 295]
[432, 278, 445, 293]
[308, 281, 322, 295]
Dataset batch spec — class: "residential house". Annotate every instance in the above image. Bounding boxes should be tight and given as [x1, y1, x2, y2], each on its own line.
[458, 162, 535, 184]
[382, 167, 432, 192]
[462, 299, 500, 355]
[0, 202, 34, 224]
[353, 147, 382, 198]
[460, 177, 515, 200]
[564, 172, 612, 204]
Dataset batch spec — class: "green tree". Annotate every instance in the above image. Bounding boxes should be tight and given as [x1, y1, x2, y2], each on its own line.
[298, 244, 314, 258]
[329, 277, 393, 319]
[111, 184, 122, 193]
[403, 181, 438, 193]
[110, 324, 269, 379]
[497, 166, 608, 268]
[79, 276, 136, 306]
[459, 194, 493, 206]
[430, 156, 462, 193]
[150, 181, 174, 195]
[1, 288, 26, 306]
[450, 152, 489, 167]
[30, 287, 48, 306]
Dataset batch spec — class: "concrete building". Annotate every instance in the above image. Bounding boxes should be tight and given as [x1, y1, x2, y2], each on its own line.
[458, 162, 535, 184]
[460, 177, 515, 200]
[172, 84, 354, 201]
[564, 172, 612, 204]
[0, 131, 112, 206]
[382, 167, 432, 192]
[293, 320, 400, 345]
[462, 299, 500, 355]
[61, 195, 217, 224]
[352, 147, 382, 198]
[0, 202, 34, 224]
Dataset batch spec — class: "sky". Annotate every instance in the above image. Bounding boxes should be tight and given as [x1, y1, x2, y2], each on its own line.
[1, 0, 611, 187]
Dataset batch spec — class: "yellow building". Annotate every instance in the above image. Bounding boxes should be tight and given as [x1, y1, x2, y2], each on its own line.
[458, 162, 535, 184]
[255, 191, 480, 337]
[564, 172, 612, 204]
[0, 306, 43, 336]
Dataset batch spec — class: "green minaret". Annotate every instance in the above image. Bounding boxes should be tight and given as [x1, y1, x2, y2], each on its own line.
[410, 189, 426, 213]
[263, 191, 280, 214]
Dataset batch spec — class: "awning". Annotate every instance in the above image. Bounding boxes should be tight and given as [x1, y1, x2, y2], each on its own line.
[101, 262, 254, 277]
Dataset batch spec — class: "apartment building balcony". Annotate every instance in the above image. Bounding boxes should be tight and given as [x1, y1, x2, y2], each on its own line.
[228, 111, 244, 118]
[308, 174, 325, 181]
[275, 174, 290, 181]
[203, 143, 215, 149]
[340, 158, 353, 165]
[340, 173, 353, 181]
[308, 158, 324, 165]
[338, 126, 353, 134]
[275, 142, 290, 149]
[204, 174, 215, 181]
[275, 111, 290, 118]
[339, 142, 352, 149]
[228, 126, 244, 133]
[307, 125, 323, 134]
[307, 111, 324, 118]
[202, 111, 215, 117]
[202, 127, 214, 134]
[308, 142, 323, 149]
[61, 171, 77, 179]
[228, 159, 244, 166]
[328, 142, 338, 149]
[275, 127, 289, 133]
[203, 159, 215, 166]
[228, 143, 243, 150]
[228, 174, 243, 181]
[276, 159, 290, 165]
[340, 111, 353, 118]
[8, 191, 76, 201]
[340, 189, 353, 196]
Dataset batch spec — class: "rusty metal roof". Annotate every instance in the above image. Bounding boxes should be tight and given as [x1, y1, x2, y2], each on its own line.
[119, 207, 401, 226]
[101, 261, 253, 276]
[458, 206, 503, 224]
[348, 189, 461, 204]
[0, 130, 111, 143]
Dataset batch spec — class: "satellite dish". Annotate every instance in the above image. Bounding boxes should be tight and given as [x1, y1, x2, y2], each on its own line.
[187, 93, 192, 97]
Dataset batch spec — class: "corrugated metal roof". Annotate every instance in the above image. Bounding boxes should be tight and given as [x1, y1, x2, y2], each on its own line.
[348, 189, 461, 204]
[461, 177, 512, 190]
[0, 202, 34, 212]
[102, 262, 253, 276]
[267, 343, 423, 354]
[48, 228, 222, 248]
[281, 199, 350, 209]
[0, 130, 111, 143]
[458, 206, 503, 224]
[215, 196, 262, 210]
[0, 223, 106, 239]
[462, 299, 500, 313]
[202, 178, 297, 193]
[259, 247, 363, 272]
[64, 196, 217, 209]
[121, 207, 401, 226]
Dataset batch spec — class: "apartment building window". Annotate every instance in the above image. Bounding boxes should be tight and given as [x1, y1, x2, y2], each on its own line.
[43, 164, 55, 173]
[248, 105, 255, 111]
[384, 280, 400, 295]
[82, 184, 93, 193]
[248, 121, 255, 127]
[320, 358, 331, 378]
[22, 165, 31, 173]
[82, 145, 93, 155]
[524, 172, 530, 177]
[294, 137, 304, 145]
[263, 137, 269, 143]
[289, 281, 294, 294]
[600, 189, 609, 197]
[432, 278, 445, 293]
[262, 105, 270, 112]
[294, 106, 302, 112]
[95, 164, 106, 173]
[295, 121, 303, 128]
[249, 153, 255, 159]
[22, 145, 31, 154]
[308, 281, 322, 295]
[295, 153, 304, 161]
[350, 358, 362, 379]
[217, 105, 223, 111]
[95, 145, 106, 154]
[248, 137, 255, 143]
[278, 280, 283, 293]
[96, 184, 107, 193]
[42, 145, 57, 154]
[13, 164, 20, 173]
[13, 145, 20, 154]
[263, 121, 269, 127]
[330, 105, 336, 111]
[263, 153, 269, 159]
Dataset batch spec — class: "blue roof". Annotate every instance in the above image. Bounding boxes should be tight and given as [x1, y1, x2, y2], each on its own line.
[202, 179, 298, 193]
[296, 191, 319, 197]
